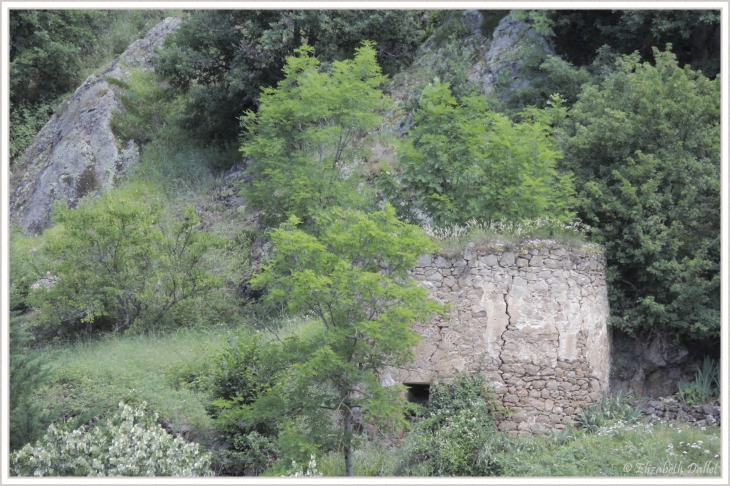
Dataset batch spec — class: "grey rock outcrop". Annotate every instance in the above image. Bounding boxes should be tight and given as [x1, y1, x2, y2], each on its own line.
[461, 10, 483, 35]
[610, 330, 694, 398]
[9, 17, 181, 234]
[468, 14, 554, 98]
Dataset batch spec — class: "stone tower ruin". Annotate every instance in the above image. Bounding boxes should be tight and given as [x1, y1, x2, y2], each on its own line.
[387, 242, 611, 435]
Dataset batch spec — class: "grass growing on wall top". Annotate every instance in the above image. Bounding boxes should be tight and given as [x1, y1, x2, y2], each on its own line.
[423, 217, 598, 258]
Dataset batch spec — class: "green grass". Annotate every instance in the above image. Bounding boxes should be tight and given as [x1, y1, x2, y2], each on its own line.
[285, 420, 722, 477]
[30, 326, 238, 446]
[494, 421, 722, 477]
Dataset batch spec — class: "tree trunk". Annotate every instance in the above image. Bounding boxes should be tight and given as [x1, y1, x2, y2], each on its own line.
[344, 409, 353, 477]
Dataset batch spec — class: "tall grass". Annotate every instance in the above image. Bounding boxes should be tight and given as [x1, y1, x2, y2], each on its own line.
[29, 326, 236, 447]
[678, 356, 720, 405]
[423, 216, 597, 257]
[281, 419, 722, 477]
[495, 421, 721, 476]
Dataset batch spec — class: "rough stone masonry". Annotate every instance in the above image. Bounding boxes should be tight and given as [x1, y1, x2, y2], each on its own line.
[387, 242, 611, 435]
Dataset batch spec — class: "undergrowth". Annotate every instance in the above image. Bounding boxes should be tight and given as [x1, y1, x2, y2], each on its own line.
[27, 326, 235, 449]
[423, 216, 597, 257]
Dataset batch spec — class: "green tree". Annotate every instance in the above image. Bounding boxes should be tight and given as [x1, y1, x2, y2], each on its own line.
[561, 48, 720, 340]
[385, 80, 575, 226]
[29, 183, 221, 338]
[240, 43, 391, 229]
[217, 205, 441, 476]
[155, 10, 424, 146]
[550, 10, 721, 78]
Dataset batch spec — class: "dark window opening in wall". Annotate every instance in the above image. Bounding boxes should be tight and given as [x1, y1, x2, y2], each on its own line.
[405, 383, 430, 406]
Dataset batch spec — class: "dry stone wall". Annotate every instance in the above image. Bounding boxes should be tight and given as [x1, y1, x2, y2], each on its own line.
[389, 242, 611, 435]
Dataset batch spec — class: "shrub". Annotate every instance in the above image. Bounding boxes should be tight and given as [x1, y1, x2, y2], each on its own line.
[109, 69, 182, 145]
[9, 307, 53, 452]
[9, 402, 213, 477]
[677, 356, 719, 405]
[394, 372, 501, 476]
[29, 183, 222, 339]
[207, 335, 283, 475]
[240, 43, 390, 229]
[561, 48, 720, 340]
[384, 80, 575, 226]
[575, 391, 643, 433]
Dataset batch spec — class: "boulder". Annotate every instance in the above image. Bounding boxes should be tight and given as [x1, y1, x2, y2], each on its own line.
[9, 17, 181, 234]
[461, 10, 483, 35]
[468, 14, 555, 98]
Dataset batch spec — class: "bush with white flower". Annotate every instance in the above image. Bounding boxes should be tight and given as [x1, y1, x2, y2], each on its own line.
[10, 402, 213, 477]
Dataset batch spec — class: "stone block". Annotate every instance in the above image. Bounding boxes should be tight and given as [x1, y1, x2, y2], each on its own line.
[499, 252, 515, 266]
[512, 412, 527, 423]
[483, 254, 498, 266]
[504, 394, 519, 403]
[529, 255, 544, 266]
[498, 421, 517, 431]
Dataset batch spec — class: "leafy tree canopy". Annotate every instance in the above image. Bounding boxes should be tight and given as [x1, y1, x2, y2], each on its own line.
[383, 80, 575, 226]
[560, 48, 720, 340]
[550, 10, 721, 78]
[29, 183, 222, 339]
[240, 43, 391, 229]
[155, 10, 425, 146]
[217, 205, 441, 475]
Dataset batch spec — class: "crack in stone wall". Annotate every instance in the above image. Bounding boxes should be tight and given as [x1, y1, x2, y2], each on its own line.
[391, 243, 610, 435]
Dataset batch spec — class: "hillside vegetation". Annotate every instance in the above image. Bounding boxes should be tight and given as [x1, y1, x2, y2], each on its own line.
[8, 9, 721, 477]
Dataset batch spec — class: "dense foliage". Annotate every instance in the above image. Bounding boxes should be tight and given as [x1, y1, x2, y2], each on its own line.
[29, 183, 221, 339]
[240, 44, 390, 228]
[395, 373, 501, 476]
[9, 308, 53, 452]
[560, 49, 720, 340]
[382, 80, 575, 226]
[550, 10, 721, 78]
[216, 206, 441, 475]
[10, 403, 213, 476]
[155, 10, 425, 146]
[207, 336, 283, 475]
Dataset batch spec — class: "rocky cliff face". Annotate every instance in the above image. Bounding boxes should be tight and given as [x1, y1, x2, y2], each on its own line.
[610, 330, 696, 399]
[9, 17, 181, 234]
[470, 14, 554, 97]
[387, 242, 610, 435]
